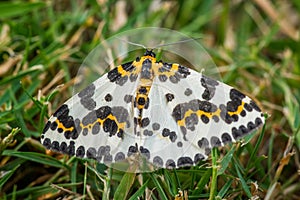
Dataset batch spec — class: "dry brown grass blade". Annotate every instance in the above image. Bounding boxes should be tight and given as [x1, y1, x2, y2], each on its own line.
[0, 54, 22, 76]
[253, 0, 299, 40]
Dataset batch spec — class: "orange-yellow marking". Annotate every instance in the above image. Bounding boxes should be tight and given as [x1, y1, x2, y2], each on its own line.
[126, 55, 182, 80]
[79, 114, 126, 132]
[177, 101, 246, 126]
[227, 101, 245, 115]
[56, 119, 74, 132]
[177, 109, 221, 127]
[153, 63, 181, 78]
[132, 55, 183, 79]
[131, 55, 157, 72]
[55, 114, 126, 134]
[117, 65, 131, 76]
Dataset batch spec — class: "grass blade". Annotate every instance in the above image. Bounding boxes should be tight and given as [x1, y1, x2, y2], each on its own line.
[0, 164, 20, 188]
[113, 172, 136, 200]
[128, 179, 149, 200]
[2, 150, 67, 168]
[0, 2, 45, 19]
[149, 173, 168, 200]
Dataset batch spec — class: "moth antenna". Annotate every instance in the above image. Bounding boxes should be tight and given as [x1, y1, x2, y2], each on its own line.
[116, 37, 147, 49]
[152, 37, 201, 50]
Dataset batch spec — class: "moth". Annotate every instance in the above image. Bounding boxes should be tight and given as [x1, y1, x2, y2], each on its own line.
[41, 50, 264, 172]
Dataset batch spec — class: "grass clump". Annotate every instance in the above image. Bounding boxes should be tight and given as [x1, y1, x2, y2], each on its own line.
[0, 1, 299, 199]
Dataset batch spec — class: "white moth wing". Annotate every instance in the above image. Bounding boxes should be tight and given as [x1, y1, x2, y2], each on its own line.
[41, 62, 142, 169]
[139, 64, 264, 169]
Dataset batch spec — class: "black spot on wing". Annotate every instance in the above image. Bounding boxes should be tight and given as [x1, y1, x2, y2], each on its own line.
[231, 127, 242, 139]
[53, 104, 68, 119]
[169, 75, 179, 83]
[240, 110, 246, 117]
[250, 100, 262, 112]
[115, 152, 125, 162]
[194, 153, 205, 164]
[143, 129, 153, 136]
[198, 137, 209, 149]
[162, 128, 177, 142]
[76, 146, 85, 158]
[128, 143, 138, 157]
[230, 88, 246, 100]
[82, 110, 97, 125]
[153, 156, 164, 167]
[115, 76, 128, 86]
[80, 98, 96, 110]
[42, 121, 51, 135]
[221, 133, 232, 144]
[200, 75, 219, 100]
[165, 159, 176, 169]
[111, 106, 130, 124]
[158, 74, 167, 82]
[50, 121, 57, 131]
[87, 147, 97, 159]
[103, 119, 118, 136]
[177, 157, 193, 167]
[59, 142, 68, 153]
[177, 65, 191, 77]
[42, 138, 51, 149]
[107, 68, 120, 82]
[78, 84, 95, 98]
[141, 117, 150, 128]
[51, 141, 59, 151]
[124, 94, 133, 103]
[244, 103, 253, 112]
[92, 122, 101, 134]
[210, 136, 222, 147]
[107, 62, 134, 85]
[129, 74, 138, 82]
[95, 106, 111, 119]
[200, 115, 209, 124]
[152, 122, 160, 131]
[184, 88, 192, 96]
[185, 113, 198, 131]
[165, 93, 174, 102]
[139, 146, 150, 160]
[78, 84, 96, 110]
[255, 117, 263, 126]
[104, 93, 113, 102]
[66, 141, 76, 156]
[97, 145, 113, 163]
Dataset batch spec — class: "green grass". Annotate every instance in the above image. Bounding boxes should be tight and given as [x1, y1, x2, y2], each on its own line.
[0, 0, 300, 199]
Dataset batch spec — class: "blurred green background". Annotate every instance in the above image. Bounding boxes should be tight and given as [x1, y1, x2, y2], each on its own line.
[0, 0, 299, 199]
